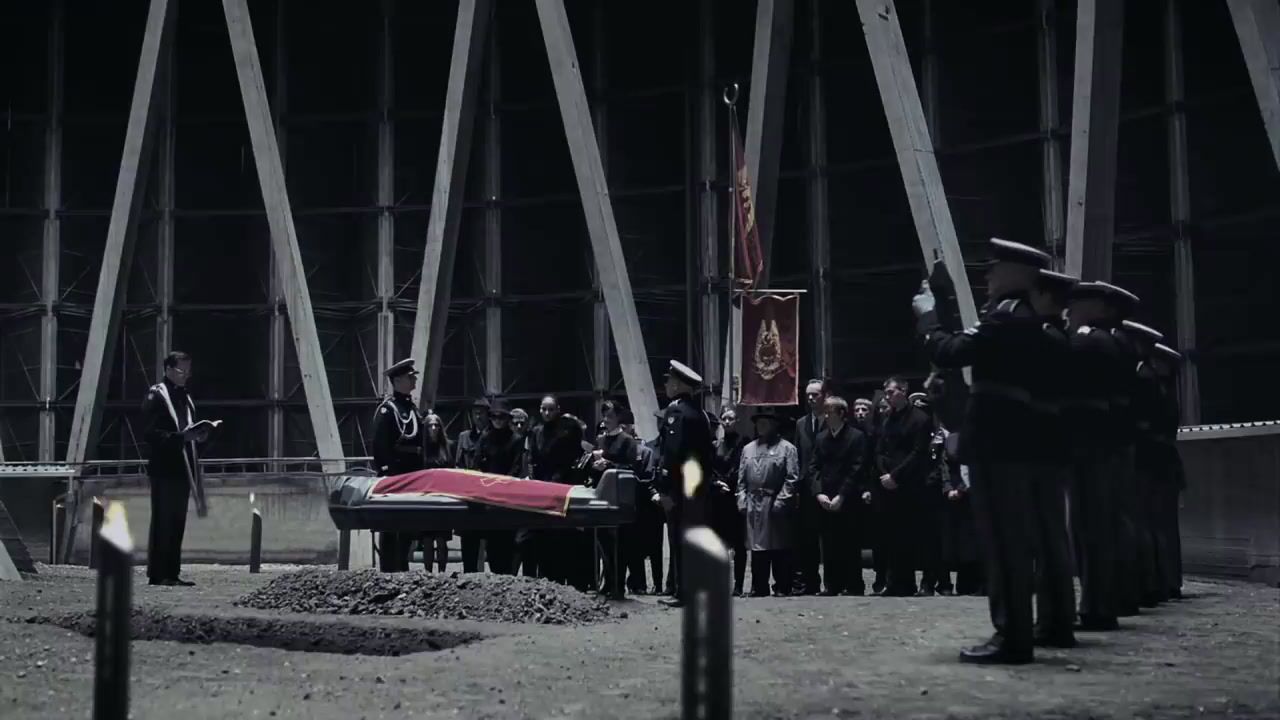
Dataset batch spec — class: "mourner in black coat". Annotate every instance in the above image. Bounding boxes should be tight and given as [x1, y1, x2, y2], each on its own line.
[471, 400, 523, 575]
[807, 397, 869, 595]
[524, 396, 591, 589]
[791, 379, 828, 595]
[712, 408, 749, 595]
[419, 414, 453, 572]
[874, 378, 934, 597]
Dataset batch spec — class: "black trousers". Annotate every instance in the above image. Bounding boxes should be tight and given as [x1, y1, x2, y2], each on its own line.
[1111, 447, 1142, 615]
[147, 474, 190, 581]
[818, 508, 864, 594]
[542, 529, 594, 591]
[750, 549, 793, 596]
[635, 500, 665, 592]
[1152, 481, 1183, 596]
[1071, 451, 1119, 622]
[377, 532, 412, 572]
[461, 531, 483, 572]
[666, 505, 684, 597]
[918, 489, 947, 592]
[1033, 466, 1077, 637]
[792, 494, 823, 593]
[880, 489, 919, 594]
[1135, 466, 1166, 604]
[458, 531, 516, 574]
[514, 529, 540, 578]
[968, 462, 1038, 654]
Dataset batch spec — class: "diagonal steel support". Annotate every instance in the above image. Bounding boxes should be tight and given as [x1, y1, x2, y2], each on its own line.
[62, 0, 174, 562]
[1227, 0, 1280, 171]
[745, 0, 794, 289]
[856, 0, 978, 328]
[39, 0, 65, 463]
[222, 0, 345, 475]
[1063, 0, 1124, 281]
[1167, 0, 1201, 424]
[410, 0, 492, 409]
[534, 0, 660, 440]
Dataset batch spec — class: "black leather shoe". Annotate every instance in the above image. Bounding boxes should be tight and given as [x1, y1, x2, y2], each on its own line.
[148, 578, 177, 587]
[959, 640, 1033, 665]
[170, 577, 196, 587]
[1076, 615, 1120, 631]
[660, 597, 684, 608]
[820, 589, 839, 596]
[915, 588, 936, 597]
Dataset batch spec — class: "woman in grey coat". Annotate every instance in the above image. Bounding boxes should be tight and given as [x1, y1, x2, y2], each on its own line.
[737, 409, 800, 597]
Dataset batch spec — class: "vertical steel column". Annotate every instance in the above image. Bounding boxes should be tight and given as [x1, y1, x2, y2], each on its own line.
[409, 0, 491, 408]
[222, 0, 346, 473]
[267, 0, 287, 459]
[855, 0, 979, 328]
[589, 3, 611, 410]
[919, 0, 940, 142]
[1227, 0, 1280, 171]
[1165, 0, 1201, 424]
[155, 1, 176, 378]
[376, 0, 396, 385]
[697, 0, 722, 410]
[1063, 0, 1124, 281]
[483, 7, 503, 399]
[806, 0, 832, 380]
[744, 0, 794, 288]
[1038, 0, 1066, 260]
[39, 0, 65, 462]
[534, 0, 660, 440]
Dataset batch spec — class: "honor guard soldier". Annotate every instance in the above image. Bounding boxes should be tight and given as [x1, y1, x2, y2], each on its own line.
[371, 358, 426, 572]
[1028, 269, 1082, 647]
[1149, 343, 1187, 599]
[655, 359, 715, 607]
[1122, 319, 1169, 606]
[912, 238, 1064, 664]
[1064, 281, 1137, 629]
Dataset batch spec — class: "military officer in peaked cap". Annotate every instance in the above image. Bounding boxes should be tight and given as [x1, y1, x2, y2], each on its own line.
[1125, 321, 1175, 606]
[1065, 280, 1141, 626]
[912, 238, 1064, 664]
[1148, 343, 1187, 599]
[371, 358, 427, 572]
[655, 359, 715, 607]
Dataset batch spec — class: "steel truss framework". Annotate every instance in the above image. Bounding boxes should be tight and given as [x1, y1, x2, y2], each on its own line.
[3, 0, 1280, 468]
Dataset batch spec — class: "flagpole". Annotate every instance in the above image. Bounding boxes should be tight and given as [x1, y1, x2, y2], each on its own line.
[722, 85, 739, 411]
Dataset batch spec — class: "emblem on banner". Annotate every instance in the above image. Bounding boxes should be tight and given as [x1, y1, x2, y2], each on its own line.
[753, 318, 784, 380]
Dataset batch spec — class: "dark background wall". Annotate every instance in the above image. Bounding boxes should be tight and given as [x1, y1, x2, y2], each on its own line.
[2, 0, 1278, 462]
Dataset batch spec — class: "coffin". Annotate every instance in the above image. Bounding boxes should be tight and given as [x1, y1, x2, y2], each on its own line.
[328, 468, 636, 532]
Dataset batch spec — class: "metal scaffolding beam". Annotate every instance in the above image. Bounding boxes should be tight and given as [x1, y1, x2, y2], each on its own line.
[155, 2, 175, 380]
[39, 0, 65, 463]
[855, 0, 979, 328]
[1038, 0, 1066, 261]
[65, 0, 174, 470]
[919, 0, 940, 142]
[1063, 0, 1124, 281]
[222, 0, 345, 473]
[807, 0, 832, 379]
[1166, 0, 1202, 424]
[588, 2, 610, 408]
[267, 0, 287, 459]
[697, 0, 722, 410]
[410, 0, 491, 409]
[483, 6, 503, 398]
[534, 0, 660, 440]
[744, 0, 794, 288]
[1227, 0, 1280, 171]
[377, 0, 396, 384]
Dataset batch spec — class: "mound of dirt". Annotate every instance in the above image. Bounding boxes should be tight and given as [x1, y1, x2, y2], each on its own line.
[26, 606, 479, 656]
[235, 568, 613, 625]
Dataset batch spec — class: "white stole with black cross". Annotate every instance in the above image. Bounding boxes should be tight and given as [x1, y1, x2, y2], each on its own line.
[152, 381, 209, 517]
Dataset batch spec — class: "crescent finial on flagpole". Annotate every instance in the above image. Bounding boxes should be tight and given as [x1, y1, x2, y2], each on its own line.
[722, 83, 739, 107]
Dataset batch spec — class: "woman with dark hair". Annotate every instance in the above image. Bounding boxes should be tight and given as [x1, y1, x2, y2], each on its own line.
[419, 413, 453, 572]
[712, 408, 749, 595]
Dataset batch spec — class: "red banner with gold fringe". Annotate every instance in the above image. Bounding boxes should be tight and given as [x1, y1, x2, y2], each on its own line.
[739, 292, 800, 406]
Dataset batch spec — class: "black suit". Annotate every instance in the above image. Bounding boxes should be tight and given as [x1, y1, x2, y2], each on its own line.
[142, 379, 199, 582]
[526, 415, 590, 588]
[808, 423, 867, 594]
[793, 414, 825, 593]
[874, 404, 933, 594]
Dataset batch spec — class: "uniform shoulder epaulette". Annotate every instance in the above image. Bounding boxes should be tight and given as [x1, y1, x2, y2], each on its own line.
[1076, 325, 1093, 335]
[995, 298, 1020, 313]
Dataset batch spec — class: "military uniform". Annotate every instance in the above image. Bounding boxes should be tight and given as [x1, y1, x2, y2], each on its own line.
[655, 360, 714, 602]
[371, 359, 427, 572]
[915, 239, 1062, 664]
[1150, 343, 1187, 599]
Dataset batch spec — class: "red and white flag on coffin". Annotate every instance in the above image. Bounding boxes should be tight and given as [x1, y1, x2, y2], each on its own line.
[739, 291, 800, 406]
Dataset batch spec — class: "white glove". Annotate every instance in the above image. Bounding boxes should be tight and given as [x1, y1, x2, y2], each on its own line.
[911, 280, 936, 318]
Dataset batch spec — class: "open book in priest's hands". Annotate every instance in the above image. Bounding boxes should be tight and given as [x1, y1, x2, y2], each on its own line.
[183, 419, 223, 439]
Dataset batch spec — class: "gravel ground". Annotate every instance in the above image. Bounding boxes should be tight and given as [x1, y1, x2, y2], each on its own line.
[1, 564, 1277, 719]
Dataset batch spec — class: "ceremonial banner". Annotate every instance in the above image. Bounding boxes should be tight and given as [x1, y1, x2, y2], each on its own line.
[370, 469, 574, 517]
[740, 292, 800, 406]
